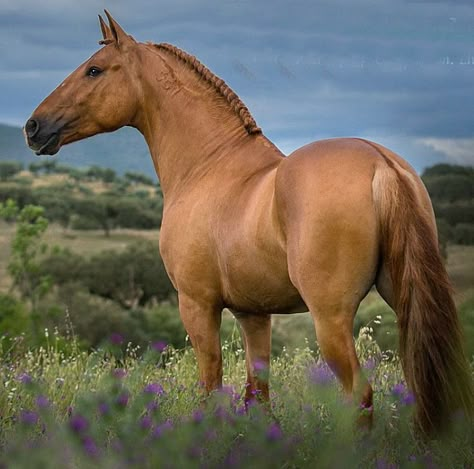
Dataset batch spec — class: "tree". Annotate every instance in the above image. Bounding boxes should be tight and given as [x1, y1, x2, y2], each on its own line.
[86, 165, 116, 183]
[73, 196, 118, 237]
[28, 159, 57, 175]
[0, 161, 23, 181]
[124, 171, 155, 186]
[82, 240, 174, 308]
[0, 200, 52, 339]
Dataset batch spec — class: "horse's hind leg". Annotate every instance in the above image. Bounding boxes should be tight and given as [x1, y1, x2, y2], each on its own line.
[311, 302, 373, 427]
[233, 312, 272, 405]
[287, 231, 378, 427]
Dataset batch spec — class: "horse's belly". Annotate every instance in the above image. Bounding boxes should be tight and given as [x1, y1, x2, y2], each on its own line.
[221, 256, 307, 314]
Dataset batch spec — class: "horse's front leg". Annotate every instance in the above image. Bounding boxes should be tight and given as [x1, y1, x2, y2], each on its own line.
[179, 294, 223, 393]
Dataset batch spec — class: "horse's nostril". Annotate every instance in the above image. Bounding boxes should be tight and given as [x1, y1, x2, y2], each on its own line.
[25, 118, 39, 138]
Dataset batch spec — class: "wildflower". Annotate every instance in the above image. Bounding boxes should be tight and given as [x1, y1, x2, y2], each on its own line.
[192, 409, 204, 424]
[98, 402, 109, 416]
[110, 333, 124, 345]
[20, 410, 39, 425]
[17, 373, 32, 385]
[152, 419, 173, 438]
[143, 383, 165, 395]
[309, 364, 334, 385]
[116, 392, 129, 408]
[266, 422, 283, 441]
[391, 383, 406, 397]
[253, 359, 267, 372]
[35, 395, 49, 409]
[364, 358, 376, 370]
[112, 368, 126, 379]
[140, 414, 152, 430]
[69, 414, 88, 434]
[82, 436, 99, 457]
[152, 341, 167, 353]
[402, 392, 415, 406]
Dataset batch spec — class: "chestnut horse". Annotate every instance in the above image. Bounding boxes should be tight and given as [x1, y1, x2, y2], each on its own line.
[25, 11, 472, 435]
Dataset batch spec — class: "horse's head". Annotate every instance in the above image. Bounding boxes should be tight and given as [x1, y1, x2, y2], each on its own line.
[25, 11, 141, 155]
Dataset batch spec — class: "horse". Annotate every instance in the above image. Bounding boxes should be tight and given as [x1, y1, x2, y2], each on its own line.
[25, 11, 472, 435]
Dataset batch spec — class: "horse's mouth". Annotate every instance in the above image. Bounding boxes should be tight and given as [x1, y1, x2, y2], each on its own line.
[33, 133, 61, 156]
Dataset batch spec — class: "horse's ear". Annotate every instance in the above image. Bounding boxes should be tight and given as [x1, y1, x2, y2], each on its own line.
[104, 10, 136, 47]
[98, 14, 113, 45]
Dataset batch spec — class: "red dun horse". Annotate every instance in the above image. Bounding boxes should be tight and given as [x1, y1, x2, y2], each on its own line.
[25, 11, 472, 435]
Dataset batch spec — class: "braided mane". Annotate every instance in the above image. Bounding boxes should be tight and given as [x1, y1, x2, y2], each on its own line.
[154, 43, 261, 135]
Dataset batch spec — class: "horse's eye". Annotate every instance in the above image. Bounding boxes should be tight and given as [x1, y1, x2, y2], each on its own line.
[86, 66, 103, 78]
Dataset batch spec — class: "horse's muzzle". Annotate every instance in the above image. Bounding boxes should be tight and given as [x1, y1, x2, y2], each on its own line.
[24, 117, 62, 156]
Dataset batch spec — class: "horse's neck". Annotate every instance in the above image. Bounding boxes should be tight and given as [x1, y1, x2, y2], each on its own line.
[136, 47, 284, 198]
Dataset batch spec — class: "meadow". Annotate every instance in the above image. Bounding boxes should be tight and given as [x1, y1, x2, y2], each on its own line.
[1, 327, 472, 468]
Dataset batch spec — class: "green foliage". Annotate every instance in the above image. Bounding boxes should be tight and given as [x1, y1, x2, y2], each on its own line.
[0, 161, 23, 181]
[28, 159, 57, 175]
[0, 183, 34, 207]
[0, 293, 29, 347]
[124, 171, 155, 186]
[86, 165, 116, 183]
[82, 240, 174, 308]
[0, 200, 51, 310]
[422, 164, 474, 246]
[453, 223, 474, 245]
[422, 163, 474, 178]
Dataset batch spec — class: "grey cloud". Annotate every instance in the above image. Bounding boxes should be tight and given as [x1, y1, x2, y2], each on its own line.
[1, 0, 474, 170]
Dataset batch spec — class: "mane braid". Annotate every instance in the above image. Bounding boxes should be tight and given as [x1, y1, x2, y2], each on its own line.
[154, 43, 261, 135]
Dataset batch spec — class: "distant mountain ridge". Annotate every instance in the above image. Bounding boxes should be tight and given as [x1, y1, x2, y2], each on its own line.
[0, 123, 156, 178]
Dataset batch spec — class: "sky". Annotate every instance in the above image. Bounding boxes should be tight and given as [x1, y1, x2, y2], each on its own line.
[1, 0, 474, 170]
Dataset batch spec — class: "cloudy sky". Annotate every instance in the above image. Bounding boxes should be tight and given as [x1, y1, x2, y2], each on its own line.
[1, 0, 474, 170]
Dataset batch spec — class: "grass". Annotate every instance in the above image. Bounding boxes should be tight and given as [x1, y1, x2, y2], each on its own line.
[0, 329, 472, 468]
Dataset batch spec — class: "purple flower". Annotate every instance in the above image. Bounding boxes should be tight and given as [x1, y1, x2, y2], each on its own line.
[376, 458, 396, 469]
[253, 359, 267, 372]
[402, 392, 415, 406]
[98, 402, 109, 416]
[35, 395, 49, 409]
[266, 422, 283, 441]
[112, 368, 127, 379]
[116, 392, 129, 408]
[152, 419, 173, 438]
[17, 373, 32, 385]
[152, 341, 167, 353]
[110, 333, 124, 345]
[364, 358, 376, 370]
[309, 364, 334, 385]
[140, 414, 152, 430]
[20, 410, 39, 425]
[214, 405, 227, 420]
[392, 383, 406, 397]
[69, 414, 88, 434]
[192, 409, 204, 423]
[143, 383, 165, 395]
[82, 436, 99, 457]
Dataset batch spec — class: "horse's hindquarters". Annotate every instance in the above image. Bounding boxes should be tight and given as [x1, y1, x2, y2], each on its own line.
[276, 138, 382, 308]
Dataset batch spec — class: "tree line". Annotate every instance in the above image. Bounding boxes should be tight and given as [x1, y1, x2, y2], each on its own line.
[0, 160, 162, 235]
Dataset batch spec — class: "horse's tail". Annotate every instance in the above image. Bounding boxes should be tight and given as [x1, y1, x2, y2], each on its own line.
[370, 142, 473, 435]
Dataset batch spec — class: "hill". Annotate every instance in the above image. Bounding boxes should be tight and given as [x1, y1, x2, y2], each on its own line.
[0, 123, 156, 178]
